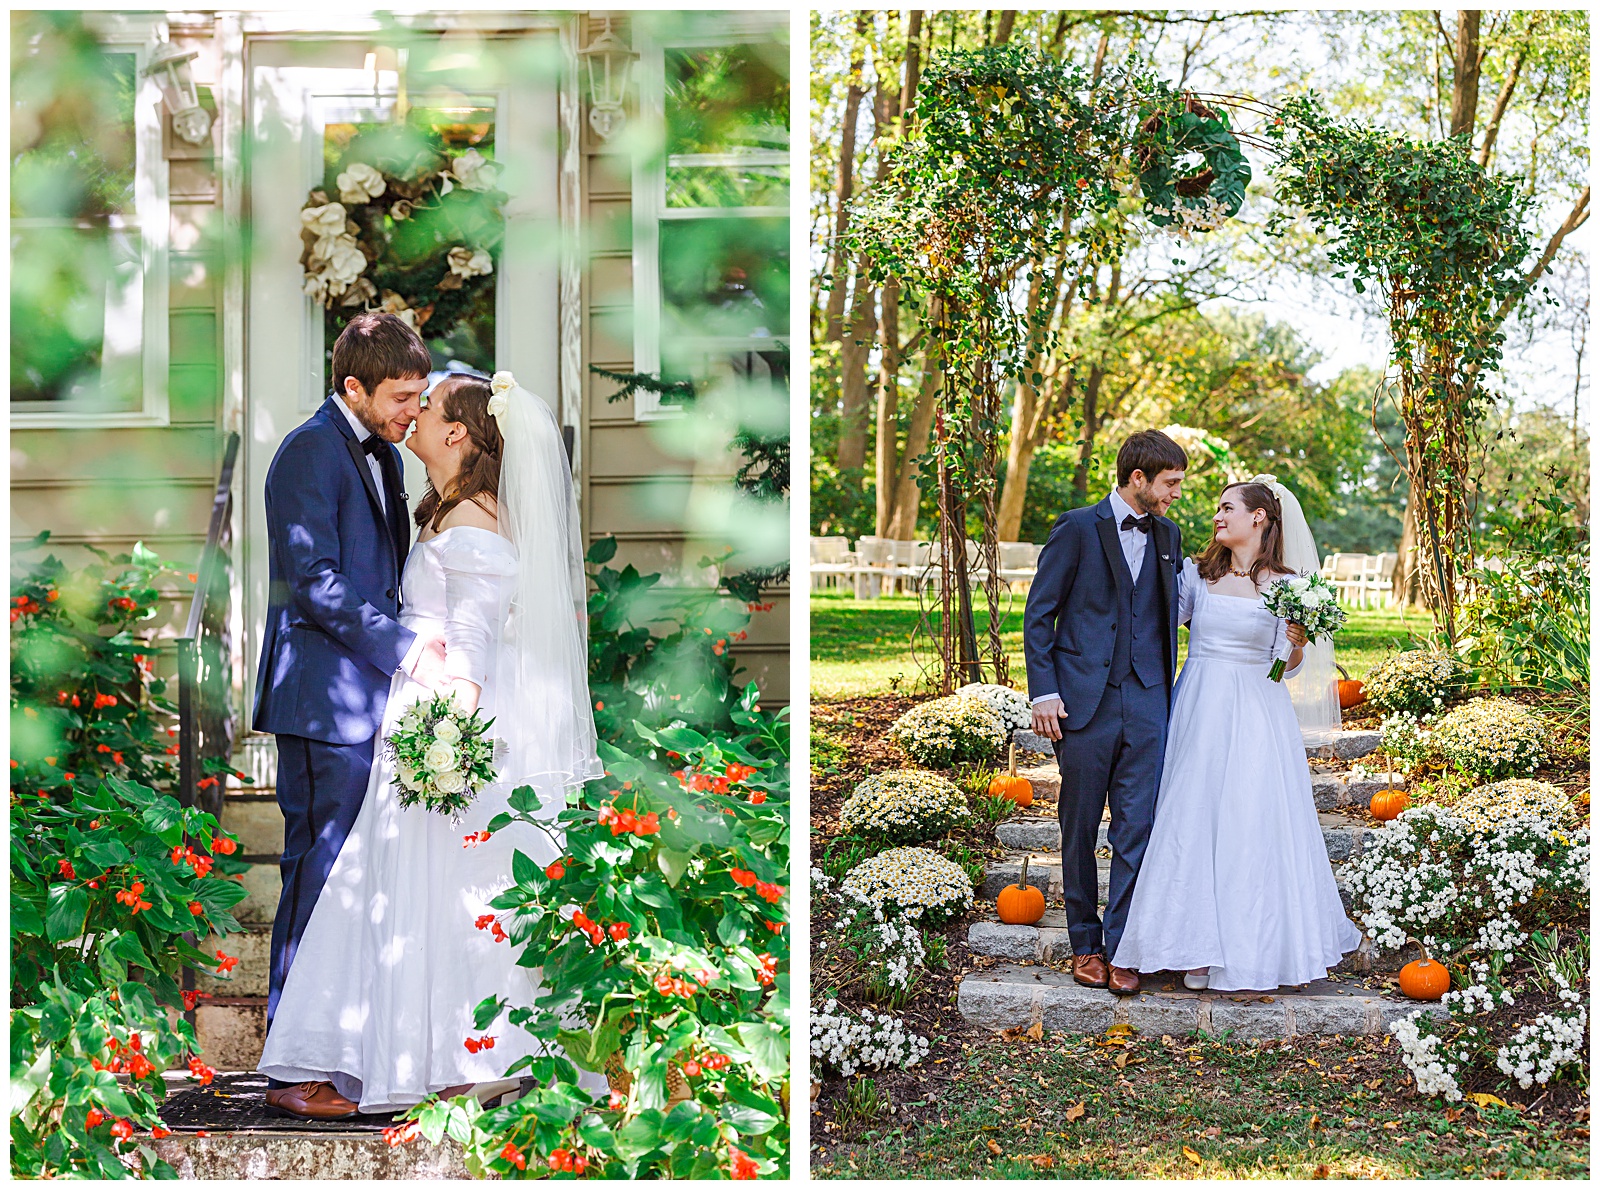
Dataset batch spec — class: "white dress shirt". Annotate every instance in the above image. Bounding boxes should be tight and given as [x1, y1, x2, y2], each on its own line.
[1032, 489, 1154, 709]
[333, 393, 428, 676]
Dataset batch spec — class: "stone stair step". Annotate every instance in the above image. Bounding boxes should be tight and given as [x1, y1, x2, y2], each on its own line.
[979, 854, 1109, 901]
[220, 794, 284, 859]
[154, 1130, 470, 1178]
[195, 927, 272, 998]
[237, 862, 280, 926]
[994, 813, 1377, 865]
[194, 1000, 268, 1071]
[1016, 726, 1383, 763]
[957, 962, 1447, 1038]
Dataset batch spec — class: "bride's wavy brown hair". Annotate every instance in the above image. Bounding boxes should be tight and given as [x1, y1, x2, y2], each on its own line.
[1193, 482, 1296, 585]
[414, 375, 503, 532]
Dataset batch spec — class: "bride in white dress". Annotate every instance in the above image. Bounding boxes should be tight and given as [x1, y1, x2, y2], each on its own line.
[1112, 480, 1362, 993]
[259, 372, 602, 1112]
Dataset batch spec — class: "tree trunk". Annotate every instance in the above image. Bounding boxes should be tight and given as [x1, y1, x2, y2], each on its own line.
[1071, 365, 1106, 504]
[1448, 10, 1481, 138]
[993, 10, 1016, 45]
[835, 275, 876, 471]
[997, 424, 1040, 542]
[873, 278, 902, 532]
[1394, 496, 1423, 607]
[885, 325, 942, 539]
[822, 13, 869, 342]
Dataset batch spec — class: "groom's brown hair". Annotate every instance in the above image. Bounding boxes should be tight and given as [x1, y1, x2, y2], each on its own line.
[330, 313, 432, 399]
[1117, 430, 1188, 486]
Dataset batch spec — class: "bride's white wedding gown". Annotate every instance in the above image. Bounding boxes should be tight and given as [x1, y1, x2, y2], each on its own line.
[1112, 560, 1362, 991]
[258, 526, 561, 1112]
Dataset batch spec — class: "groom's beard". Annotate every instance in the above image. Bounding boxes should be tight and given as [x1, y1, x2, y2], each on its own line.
[346, 397, 395, 442]
[1129, 488, 1162, 517]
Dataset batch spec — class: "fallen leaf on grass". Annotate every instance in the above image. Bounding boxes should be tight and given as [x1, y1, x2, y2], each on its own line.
[1106, 1023, 1134, 1037]
[1065, 1102, 1086, 1122]
[1444, 1107, 1464, 1123]
[1308, 1114, 1320, 1131]
[1365, 1078, 1383, 1089]
[1382, 1121, 1399, 1130]
[1182, 1146, 1202, 1166]
[1468, 1093, 1511, 1110]
[986, 1139, 1003, 1156]
[1114, 1052, 1127, 1069]
[1312, 1163, 1331, 1179]
[1305, 1058, 1320, 1068]
[1202, 1126, 1221, 1139]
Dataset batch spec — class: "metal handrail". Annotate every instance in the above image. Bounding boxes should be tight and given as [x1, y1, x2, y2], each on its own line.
[176, 431, 240, 818]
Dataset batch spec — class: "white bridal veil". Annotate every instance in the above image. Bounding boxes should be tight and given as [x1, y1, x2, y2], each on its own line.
[1251, 473, 1342, 744]
[488, 371, 604, 813]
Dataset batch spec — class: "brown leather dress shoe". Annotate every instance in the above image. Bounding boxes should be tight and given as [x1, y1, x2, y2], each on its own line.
[1108, 965, 1140, 996]
[265, 1081, 359, 1120]
[1072, 953, 1109, 988]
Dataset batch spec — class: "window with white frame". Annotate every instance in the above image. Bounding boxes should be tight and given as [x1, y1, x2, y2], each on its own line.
[10, 16, 169, 426]
[632, 18, 789, 419]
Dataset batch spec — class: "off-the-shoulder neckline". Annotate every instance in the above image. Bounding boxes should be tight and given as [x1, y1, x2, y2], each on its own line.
[418, 524, 510, 547]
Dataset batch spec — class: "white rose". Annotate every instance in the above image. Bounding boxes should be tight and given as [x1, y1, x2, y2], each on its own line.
[301, 202, 348, 236]
[424, 739, 458, 773]
[1301, 588, 1325, 608]
[433, 718, 462, 745]
[447, 245, 493, 279]
[399, 764, 423, 791]
[337, 162, 386, 204]
[435, 770, 467, 794]
[452, 148, 497, 192]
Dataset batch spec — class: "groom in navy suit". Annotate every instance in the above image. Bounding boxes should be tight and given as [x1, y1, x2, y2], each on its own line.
[252, 313, 448, 1118]
[1022, 430, 1188, 997]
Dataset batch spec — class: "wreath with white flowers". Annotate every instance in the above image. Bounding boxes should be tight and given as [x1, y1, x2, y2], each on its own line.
[300, 123, 509, 350]
[1134, 92, 1252, 238]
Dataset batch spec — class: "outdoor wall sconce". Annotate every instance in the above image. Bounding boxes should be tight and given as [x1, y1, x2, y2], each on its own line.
[579, 17, 636, 141]
[143, 40, 212, 147]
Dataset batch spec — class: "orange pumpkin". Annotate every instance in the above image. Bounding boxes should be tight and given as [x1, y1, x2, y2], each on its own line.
[1398, 953, 1451, 1001]
[996, 855, 1046, 925]
[1336, 663, 1366, 709]
[986, 744, 1034, 808]
[1369, 786, 1410, 822]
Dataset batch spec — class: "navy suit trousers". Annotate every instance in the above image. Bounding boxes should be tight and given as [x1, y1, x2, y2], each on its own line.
[1054, 679, 1169, 961]
[263, 733, 373, 1088]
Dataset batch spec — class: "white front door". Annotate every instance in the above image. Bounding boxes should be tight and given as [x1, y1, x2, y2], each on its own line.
[240, 29, 569, 730]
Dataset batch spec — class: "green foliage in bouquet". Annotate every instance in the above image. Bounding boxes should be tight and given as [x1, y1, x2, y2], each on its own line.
[10, 537, 250, 1176]
[386, 692, 497, 819]
[391, 539, 790, 1178]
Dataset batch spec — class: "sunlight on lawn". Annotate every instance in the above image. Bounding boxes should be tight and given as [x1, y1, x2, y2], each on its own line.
[810, 589, 1430, 700]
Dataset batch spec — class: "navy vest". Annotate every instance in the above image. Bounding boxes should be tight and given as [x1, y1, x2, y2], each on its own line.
[1108, 538, 1167, 689]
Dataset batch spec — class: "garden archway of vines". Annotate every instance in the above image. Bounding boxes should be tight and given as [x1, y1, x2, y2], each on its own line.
[847, 42, 1536, 692]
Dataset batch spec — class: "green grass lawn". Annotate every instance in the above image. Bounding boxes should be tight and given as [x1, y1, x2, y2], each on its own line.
[813, 1029, 1590, 1179]
[811, 589, 1430, 700]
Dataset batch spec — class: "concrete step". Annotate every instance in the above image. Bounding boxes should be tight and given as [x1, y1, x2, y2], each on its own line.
[994, 810, 1378, 866]
[153, 1130, 469, 1178]
[221, 794, 284, 858]
[194, 1000, 268, 1071]
[979, 854, 1109, 901]
[195, 927, 271, 998]
[1013, 727, 1383, 764]
[237, 862, 280, 926]
[958, 962, 1447, 1039]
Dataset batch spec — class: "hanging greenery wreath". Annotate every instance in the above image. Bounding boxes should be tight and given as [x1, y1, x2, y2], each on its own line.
[299, 122, 508, 350]
[1135, 91, 1252, 236]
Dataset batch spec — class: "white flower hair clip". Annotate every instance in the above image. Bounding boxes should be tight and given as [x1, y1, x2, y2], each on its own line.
[488, 370, 515, 417]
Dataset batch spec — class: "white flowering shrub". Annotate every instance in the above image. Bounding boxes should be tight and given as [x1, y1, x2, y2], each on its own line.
[888, 695, 1005, 769]
[810, 999, 931, 1078]
[1431, 697, 1547, 780]
[841, 846, 975, 926]
[1454, 779, 1574, 833]
[810, 865, 930, 1005]
[1360, 803, 1592, 1101]
[1364, 649, 1465, 716]
[838, 769, 971, 844]
[1379, 710, 1435, 775]
[955, 683, 1031, 734]
[1349, 804, 1588, 958]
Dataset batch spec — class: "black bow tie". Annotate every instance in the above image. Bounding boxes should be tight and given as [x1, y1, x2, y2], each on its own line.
[1120, 513, 1152, 534]
[361, 434, 388, 458]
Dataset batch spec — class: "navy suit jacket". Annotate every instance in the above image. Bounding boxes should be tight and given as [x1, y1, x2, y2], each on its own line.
[252, 397, 416, 745]
[1022, 497, 1182, 728]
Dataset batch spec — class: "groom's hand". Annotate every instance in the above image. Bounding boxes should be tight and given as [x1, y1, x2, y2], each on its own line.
[1032, 697, 1067, 741]
[409, 633, 450, 690]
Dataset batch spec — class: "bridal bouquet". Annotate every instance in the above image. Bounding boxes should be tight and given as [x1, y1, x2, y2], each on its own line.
[385, 692, 498, 819]
[1261, 573, 1346, 681]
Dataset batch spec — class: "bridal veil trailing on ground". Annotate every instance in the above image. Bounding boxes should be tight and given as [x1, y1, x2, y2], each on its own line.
[1252, 473, 1341, 745]
[489, 370, 605, 809]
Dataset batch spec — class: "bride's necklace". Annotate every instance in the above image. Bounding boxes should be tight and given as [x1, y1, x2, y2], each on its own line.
[1227, 563, 1252, 578]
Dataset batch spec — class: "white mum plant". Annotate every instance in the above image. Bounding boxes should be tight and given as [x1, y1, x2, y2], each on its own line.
[888, 695, 1005, 769]
[955, 683, 1031, 734]
[1363, 648, 1464, 716]
[1431, 697, 1547, 780]
[838, 769, 971, 844]
[841, 846, 974, 925]
[810, 999, 931, 1078]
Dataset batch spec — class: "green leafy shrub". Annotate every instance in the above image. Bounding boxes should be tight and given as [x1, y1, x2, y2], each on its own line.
[838, 770, 970, 844]
[887, 696, 1004, 769]
[10, 537, 249, 1177]
[1432, 697, 1547, 780]
[392, 539, 790, 1179]
[1363, 648, 1466, 716]
[1459, 548, 1590, 694]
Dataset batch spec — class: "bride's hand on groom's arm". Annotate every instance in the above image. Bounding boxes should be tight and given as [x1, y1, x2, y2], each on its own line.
[407, 632, 451, 690]
[445, 678, 482, 715]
